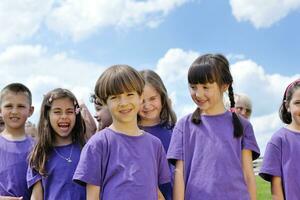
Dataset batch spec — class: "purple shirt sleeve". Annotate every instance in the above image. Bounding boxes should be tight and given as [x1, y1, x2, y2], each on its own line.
[167, 123, 184, 165]
[241, 119, 260, 160]
[259, 135, 282, 182]
[26, 167, 42, 189]
[157, 144, 171, 184]
[73, 135, 104, 186]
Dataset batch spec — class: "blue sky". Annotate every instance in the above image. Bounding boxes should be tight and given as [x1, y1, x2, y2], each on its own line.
[0, 0, 299, 153]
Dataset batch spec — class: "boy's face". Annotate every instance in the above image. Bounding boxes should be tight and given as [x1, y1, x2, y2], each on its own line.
[0, 91, 34, 131]
[106, 91, 142, 125]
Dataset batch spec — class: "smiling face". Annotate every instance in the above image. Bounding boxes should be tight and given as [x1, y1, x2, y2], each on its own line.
[189, 82, 226, 115]
[106, 91, 142, 126]
[287, 88, 300, 131]
[49, 97, 76, 145]
[139, 84, 162, 126]
[94, 103, 112, 130]
[0, 91, 33, 133]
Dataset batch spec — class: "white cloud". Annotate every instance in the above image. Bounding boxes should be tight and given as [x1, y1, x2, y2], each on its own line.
[0, 0, 53, 44]
[46, 0, 189, 40]
[0, 44, 106, 122]
[230, 0, 300, 28]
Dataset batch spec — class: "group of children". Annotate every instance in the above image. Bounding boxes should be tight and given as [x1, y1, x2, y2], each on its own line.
[0, 53, 299, 200]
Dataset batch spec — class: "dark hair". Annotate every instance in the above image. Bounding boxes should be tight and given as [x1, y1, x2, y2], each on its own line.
[188, 54, 243, 138]
[0, 83, 32, 105]
[29, 88, 86, 176]
[279, 79, 300, 124]
[90, 93, 103, 106]
[94, 65, 145, 104]
[139, 70, 177, 129]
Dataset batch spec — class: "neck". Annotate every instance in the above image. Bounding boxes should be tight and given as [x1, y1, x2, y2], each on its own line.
[139, 119, 160, 127]
[1, 128, 26, 141]
[54, 137, 73, 146]
[110, 121, 141, 136]
[287, 123, 300, 133]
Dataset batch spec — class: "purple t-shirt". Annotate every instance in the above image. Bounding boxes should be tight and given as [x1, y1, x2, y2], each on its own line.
[0, 135, 34, 200]
[167, 111, 260, 200]
[259, 127, 300, 199]
[27, 143, 85, 200]
[139, 124, 172, 152]
[73, 128, 170, 200]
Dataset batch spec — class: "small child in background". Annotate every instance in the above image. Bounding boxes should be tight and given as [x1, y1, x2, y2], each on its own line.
[25, 121, 38, 139]
[167, 54, 260, 200]
[259, 79, 300, 199]
[234, 93, 252, 119]
[0, 83, 35, 200]
[90, 94, 112, 131]
[73, 65, 170, 200]
[27, 88, 86, 200]
[0, 115, 4, 132]
[138, 69, 176, 200]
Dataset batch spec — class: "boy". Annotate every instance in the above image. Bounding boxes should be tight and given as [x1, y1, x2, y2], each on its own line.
[0, 83, 34, 200]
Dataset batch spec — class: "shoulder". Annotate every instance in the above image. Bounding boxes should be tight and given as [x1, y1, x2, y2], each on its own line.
[174, 113, 193, 128]
[269, 127, 289, 146]
[142, 131, 162, 144]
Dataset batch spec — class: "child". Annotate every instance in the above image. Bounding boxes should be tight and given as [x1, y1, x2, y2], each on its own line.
[0, 83, 34, 200]
[73, 65, 170, 200]
[234, 93, 252, 119]
[167, 54, 260, 200]
[90, 94, 112, 131]
[27, 88, 86, 199]
[138, 69, 176, 200]
[259, 79, 300, 199]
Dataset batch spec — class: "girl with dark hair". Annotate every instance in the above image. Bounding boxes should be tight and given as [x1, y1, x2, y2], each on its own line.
[27, 88, 86, 199]
[167, 54, 260, 200]
[260, 79, 300, 199]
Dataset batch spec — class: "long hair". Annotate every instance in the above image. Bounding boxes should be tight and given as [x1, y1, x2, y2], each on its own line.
[29, 88, 86, 176]
[94, 64, 145, 104]
[139, 70, 177, 129]
[188, 54, 243, 138]
[279, 79, 300, 124]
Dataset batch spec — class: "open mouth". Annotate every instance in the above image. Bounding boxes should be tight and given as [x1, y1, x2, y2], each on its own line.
[58, 122, 70, 132]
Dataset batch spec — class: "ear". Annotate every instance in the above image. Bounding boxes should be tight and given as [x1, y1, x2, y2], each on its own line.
[28, 106, 34, 117]
[221, 84, 229, 92]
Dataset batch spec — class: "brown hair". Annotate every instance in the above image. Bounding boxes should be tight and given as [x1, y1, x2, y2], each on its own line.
[0, 83, 32, 105]
[139, 69, 176, 128]
[29, 88, 86, 176]
[94, 65, 145, 104]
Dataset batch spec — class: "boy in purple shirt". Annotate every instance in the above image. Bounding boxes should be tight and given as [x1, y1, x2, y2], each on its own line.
[73, 65, 170, 200]
[260, 79, 300, 199]
[0, 83, 34, 200]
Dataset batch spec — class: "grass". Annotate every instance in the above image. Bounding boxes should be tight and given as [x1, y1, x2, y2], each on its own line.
[256, 176, 271, 200]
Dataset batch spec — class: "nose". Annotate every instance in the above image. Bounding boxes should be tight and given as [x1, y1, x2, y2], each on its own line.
[194, 88, 203, 98]
[119, 96, 129, 106]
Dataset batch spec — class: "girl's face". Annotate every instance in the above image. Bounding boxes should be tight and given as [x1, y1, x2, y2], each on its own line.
[106, 91, 142, 125]
[0, 92, 33, 132]
[287, 88, 300, 130]
[139, 84, 162, 126]
[49, 97, 76, 145]
[94, 104, 112, 130]
[189, 82, 227, 115]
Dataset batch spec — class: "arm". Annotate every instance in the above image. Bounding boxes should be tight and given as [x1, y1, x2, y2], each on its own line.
[87, 184, 100, 200]
[79, 101, 97, 140]
[173, 160, 184, 200]
[271, 176, 284, 200]
[30, 181, 43, 200]
[158, 188, 165, 200]
[242, 149, 256, 200]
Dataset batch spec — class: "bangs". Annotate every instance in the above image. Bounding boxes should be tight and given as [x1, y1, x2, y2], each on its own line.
[96, 65, 145, 103]
[188, 64, 217, 84]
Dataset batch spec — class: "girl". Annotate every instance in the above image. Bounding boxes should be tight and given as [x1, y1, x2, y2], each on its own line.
[90, 94, 112, 131]
[259, 79, 300, 199]
[73, 65, 170, 200]
[167, 54, 260, 200]
[27, 88, 86, 200]
[138, 69, 176, 200]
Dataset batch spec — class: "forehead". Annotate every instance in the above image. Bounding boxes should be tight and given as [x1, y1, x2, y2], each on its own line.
[51, 98, 74, 108]
[143, 84, 159, 95]
[291, 88, 300, 99]
[1, 91, 30, 105]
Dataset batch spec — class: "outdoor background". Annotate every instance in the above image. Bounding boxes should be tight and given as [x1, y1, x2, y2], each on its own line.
[0, 0, 299, 166]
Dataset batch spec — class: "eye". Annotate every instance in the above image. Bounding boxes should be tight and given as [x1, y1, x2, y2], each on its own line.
[109, 96, 117, 100]
[127, 93, 134, 96]
[66, 110, 75, 114]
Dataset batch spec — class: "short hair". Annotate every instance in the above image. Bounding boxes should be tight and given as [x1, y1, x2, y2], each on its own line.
[94, 65, 145, 104]
[0, 83, 32, 105]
